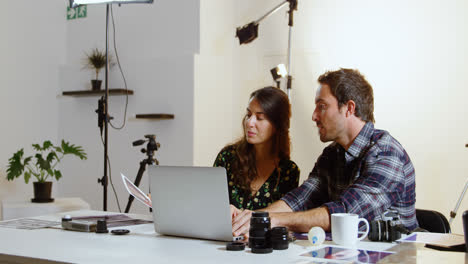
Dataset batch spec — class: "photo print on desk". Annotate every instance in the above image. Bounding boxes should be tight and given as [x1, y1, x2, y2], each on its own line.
[301, 246, 394, 264]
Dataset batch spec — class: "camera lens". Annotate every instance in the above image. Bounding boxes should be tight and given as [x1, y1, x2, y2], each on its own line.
[249, 211, 273, 254]
[369, 220, 390, 241]
[369, 220, 402, 242]
[270, 226, 289, 250]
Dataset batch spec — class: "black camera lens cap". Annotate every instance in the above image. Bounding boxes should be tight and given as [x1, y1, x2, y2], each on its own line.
[251, 247, 273, 254]
[226, 242, 245, 251]
[111, 229, 130, 235]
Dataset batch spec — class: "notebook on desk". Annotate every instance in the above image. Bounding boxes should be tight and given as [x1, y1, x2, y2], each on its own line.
[148, 165, 239, 242]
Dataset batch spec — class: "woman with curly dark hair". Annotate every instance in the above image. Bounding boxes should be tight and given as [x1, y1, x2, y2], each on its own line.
[214, 86, 300, 210]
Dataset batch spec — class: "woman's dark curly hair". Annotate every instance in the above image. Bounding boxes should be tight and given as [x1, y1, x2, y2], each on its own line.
[227, 86, 291, 191]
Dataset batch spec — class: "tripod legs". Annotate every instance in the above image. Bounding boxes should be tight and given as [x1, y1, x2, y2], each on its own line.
[124, 160, 148, 213]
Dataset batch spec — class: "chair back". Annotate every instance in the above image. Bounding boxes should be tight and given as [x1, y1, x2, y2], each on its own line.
[416, 209, 451, 233]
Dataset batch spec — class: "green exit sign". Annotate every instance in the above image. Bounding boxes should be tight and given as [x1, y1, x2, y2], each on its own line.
[67, 5, 87, 20]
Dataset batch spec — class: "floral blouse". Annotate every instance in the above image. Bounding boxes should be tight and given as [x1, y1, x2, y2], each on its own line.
[213, 145, 300, 210]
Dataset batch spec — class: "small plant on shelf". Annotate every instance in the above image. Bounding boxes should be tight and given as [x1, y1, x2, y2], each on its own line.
[83, 48, 114, 90]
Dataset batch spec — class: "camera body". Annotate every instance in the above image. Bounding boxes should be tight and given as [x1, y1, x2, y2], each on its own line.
[368, 210, 408, 242]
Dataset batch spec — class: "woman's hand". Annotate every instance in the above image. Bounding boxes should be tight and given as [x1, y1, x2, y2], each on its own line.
[232, 208, 253, 238]
[230, 204, 240, 220]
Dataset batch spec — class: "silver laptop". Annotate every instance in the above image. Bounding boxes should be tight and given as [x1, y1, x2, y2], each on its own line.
[148, 165, 237, 242]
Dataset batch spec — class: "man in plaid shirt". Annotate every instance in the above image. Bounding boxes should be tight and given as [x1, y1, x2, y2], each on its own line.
[232, 68, 417, 235]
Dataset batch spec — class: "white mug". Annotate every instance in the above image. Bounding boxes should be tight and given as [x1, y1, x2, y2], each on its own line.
[331, 213, 369, 247]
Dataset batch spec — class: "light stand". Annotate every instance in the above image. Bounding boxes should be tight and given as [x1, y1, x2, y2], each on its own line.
[69, 0, 153, 211]
[236, 0, 298, 99]
[449, 179, 468, 226]
[448, 144, 468, 227]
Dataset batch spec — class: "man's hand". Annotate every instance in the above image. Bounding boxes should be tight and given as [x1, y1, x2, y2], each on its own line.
[232, 209, 253, 237]
[230, 200, 291, 238]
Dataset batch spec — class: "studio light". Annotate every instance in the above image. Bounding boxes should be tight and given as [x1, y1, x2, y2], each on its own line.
[236, 22, 259, 45]
[271, 64, 287, 80]
[235, 0, 298, 99]
[270, 64, 287, 89]
[70, 0, 153, 8]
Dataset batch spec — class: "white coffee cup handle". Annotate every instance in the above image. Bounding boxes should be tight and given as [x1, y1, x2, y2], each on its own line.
[357, 218, 370, 241]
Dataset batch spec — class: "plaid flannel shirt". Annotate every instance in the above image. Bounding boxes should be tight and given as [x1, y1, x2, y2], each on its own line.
[281, 122, 418, 230]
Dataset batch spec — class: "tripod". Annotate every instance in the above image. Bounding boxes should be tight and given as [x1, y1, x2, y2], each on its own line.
[124, 134, 160, 213]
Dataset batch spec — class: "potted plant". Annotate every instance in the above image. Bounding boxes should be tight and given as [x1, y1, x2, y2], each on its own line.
[6, 140, 87, 203]
[83, 48, 113, 90]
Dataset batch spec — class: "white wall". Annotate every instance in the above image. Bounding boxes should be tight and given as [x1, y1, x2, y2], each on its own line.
[0, 1, 199, 218]
[296, 0, 468, 235]
[1, 0, 467, 235]
[58, 1, 199, 214]
[196, 0, 468, 234]
[194, 1, 238, 166]
[0, 1, 66, 219]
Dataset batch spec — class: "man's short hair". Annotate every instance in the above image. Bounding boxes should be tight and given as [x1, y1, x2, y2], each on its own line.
[318, 68, 375, 123]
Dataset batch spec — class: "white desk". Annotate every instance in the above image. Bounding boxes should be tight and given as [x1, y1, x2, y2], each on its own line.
[0, 210, 466, 264]
[1, 198, 90, 220]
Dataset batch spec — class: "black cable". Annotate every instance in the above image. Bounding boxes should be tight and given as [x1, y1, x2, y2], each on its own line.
[100, 133, 122, 213]
[108, 4, 129, 130]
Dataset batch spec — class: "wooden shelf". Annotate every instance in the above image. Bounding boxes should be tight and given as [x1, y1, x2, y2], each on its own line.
[135, 114, 174, 120]
[62, 89, 134, 97]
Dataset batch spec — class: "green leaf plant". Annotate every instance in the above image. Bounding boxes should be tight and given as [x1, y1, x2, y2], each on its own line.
[6, 140, 87, 184]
